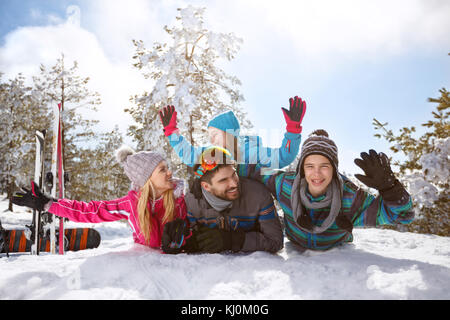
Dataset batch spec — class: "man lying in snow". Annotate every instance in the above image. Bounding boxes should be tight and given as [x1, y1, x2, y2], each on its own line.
[163, 146, 284, 254]
[237, 129, 415, 251]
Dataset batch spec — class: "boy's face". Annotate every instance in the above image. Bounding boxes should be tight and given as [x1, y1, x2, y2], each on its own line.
[208, 127, 227, 147]
[303, 154, 334, 197]
[201, 165, 240, 201]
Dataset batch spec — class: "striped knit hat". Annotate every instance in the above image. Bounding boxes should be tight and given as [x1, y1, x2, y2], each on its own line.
[115, 145, 165, 191]
[297, 129, 339, 177]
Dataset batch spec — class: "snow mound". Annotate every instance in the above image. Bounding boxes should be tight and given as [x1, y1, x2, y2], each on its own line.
[1, 198, 449, 300]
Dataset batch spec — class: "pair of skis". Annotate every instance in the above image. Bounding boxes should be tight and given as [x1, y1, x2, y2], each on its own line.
[32, 103, 65, 255]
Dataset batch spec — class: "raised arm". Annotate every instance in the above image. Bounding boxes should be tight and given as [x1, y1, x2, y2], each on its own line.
[276, 96, 306, 167]
[252, 96, 306, 169]
[351, 150, 415, 226]
[159, 105, 204, 167]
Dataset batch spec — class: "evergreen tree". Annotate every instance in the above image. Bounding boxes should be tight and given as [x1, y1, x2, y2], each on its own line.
[127, 5, 251, 178]
[32, 53, 101, 200]
[73, 126, 130, 202]
[0, 73, 46, 211]
[373, 88, 449, 236]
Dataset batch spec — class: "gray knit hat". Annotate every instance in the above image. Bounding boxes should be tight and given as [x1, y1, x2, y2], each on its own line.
[115, 145, 165, 191]
[297, 129, 339, 177]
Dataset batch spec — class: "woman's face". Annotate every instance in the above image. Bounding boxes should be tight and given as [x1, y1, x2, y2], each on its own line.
[303, 154, 334, 197]
[149, 161, 174, 197]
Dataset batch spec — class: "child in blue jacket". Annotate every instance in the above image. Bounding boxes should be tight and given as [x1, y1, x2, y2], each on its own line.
[159, 96, 306, 172]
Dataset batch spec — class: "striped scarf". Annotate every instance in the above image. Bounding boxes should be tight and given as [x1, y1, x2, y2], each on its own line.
[291, 174, 343, 234]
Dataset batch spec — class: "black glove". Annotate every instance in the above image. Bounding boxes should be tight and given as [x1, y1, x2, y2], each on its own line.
[161, 218, 191, 254]
[354, 150, 407, 201]
[194, 225, 245, 253]
[12, 181, 52, 212]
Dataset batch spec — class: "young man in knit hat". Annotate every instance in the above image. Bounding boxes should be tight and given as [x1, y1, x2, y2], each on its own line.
[158, 96, 306, 172]
[174, 146, 284, 254]
[237, 129, 415, 251]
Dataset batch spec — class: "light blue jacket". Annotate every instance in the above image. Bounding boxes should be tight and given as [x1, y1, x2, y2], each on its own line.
[166, 131, 301, 170]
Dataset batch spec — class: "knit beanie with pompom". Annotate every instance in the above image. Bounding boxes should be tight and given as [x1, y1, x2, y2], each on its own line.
[115, 145, 165, 191]
[297, 129, 339, 177]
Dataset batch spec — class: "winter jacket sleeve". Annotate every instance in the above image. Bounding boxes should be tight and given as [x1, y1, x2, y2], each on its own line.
[252, 132, 301, 169]
[166, 132, 205, 167]
[342, 176, 415, 227]
[240, 133, 301, 172]
[48, 193, 135, 224]
[237, 163, 288, 199]
[278, 132, 301, 168]
[239, 182, 284, 253]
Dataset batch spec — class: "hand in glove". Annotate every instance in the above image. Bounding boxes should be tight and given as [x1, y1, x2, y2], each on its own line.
[354, 149, 407, 201]
[194, 225, 245, 253]
[12, 181, 53, 212]
[161, 218, 192, 254]
[159, 105, 178, 137]
[281, 96, 307, 134]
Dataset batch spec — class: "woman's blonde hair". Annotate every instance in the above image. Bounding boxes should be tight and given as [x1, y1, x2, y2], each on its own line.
[137, 178, 175, 245]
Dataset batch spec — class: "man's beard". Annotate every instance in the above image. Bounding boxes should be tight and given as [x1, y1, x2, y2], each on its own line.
[212, 185, 240, 201]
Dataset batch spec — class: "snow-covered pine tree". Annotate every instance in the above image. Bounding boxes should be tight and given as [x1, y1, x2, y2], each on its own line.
[0, 73, 46, 211]
[127, 5, 251, 178]
[373, 88, 449, 236]
[32, 53, 102, 200]
[73, 126, 129, 202]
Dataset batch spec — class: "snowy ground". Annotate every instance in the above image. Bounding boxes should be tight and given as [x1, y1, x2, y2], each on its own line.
[1, 196, 449, 300]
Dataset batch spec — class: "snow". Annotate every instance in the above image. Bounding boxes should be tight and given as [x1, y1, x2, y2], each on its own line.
[403, 137, 450, 210]
[1, 196, 449, 300]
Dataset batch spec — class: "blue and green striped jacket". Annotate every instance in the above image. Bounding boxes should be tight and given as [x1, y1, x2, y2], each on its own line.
[237, 164, 415, 251]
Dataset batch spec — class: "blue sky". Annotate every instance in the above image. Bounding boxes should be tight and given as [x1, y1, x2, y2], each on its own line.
[1, 0, 449, 174]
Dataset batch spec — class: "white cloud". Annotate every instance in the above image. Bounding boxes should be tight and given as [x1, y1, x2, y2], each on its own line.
[82, 0, 178, 63]
[203, 0, 450, 64]
[66, 5, 81, 27]
[0, 5, 148, 142]
[29, 8, 64, 25]
[1, 0, 449, 152]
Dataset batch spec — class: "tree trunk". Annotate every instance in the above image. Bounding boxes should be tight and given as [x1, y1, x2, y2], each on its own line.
[7, 178, 14, 212]
[189, 114, 194, 145]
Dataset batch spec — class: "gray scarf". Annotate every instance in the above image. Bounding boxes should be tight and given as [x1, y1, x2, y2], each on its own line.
[201, 187, 233, 212]
[291, 174, 344, 234]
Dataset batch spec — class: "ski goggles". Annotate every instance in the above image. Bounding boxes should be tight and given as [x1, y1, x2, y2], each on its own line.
[194, 146, 234, 178]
